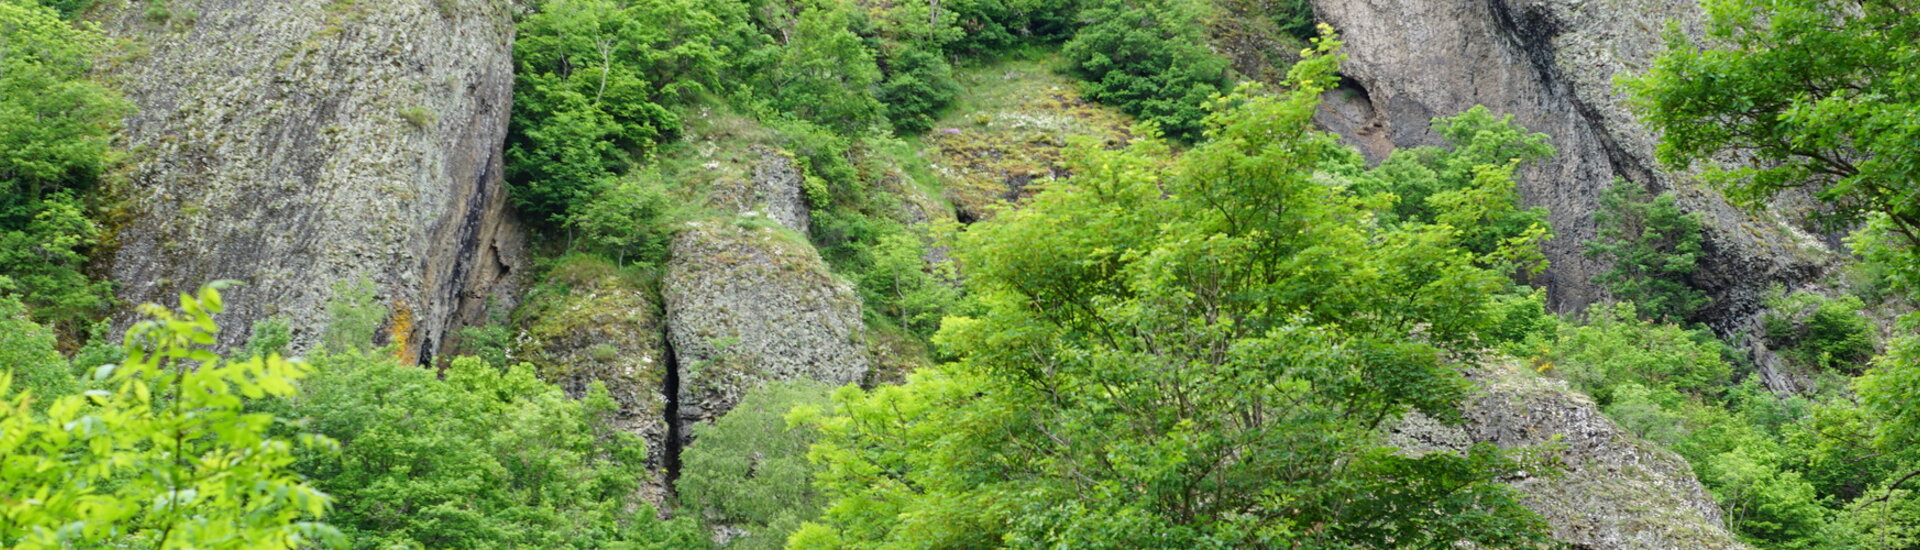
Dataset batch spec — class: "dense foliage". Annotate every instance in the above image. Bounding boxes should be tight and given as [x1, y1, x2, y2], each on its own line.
[1062, 0, 1231, 142]
[787, 37, 1556, 548]
[272, 285, 708, 549]
[1625, 0, 1920, 545]
[505, 0, 736, 225]
[0, 284, 339, 549]
[1353, 105, 1555, 270]
[676, 381, 834, 550]
[0, 0, 127, 333]
[1585, 179, 1708, 323]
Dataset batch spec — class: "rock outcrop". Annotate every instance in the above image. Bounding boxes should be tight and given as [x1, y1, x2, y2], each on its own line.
[707, 147, 811, 234]
[663, 220, 869, 439]
[1392, 362, 1747, 549]
[515, 257, 673, 504]
[98, 0, 524, 363]
[1311, 0, 1837, 391]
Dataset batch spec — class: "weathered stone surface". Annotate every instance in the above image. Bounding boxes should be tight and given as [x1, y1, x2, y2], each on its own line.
[735, 147, 811, 234]
[1392, 362, 1747, 549]
[1311, 0, 1839, 391]
[663, 220, 869, 437]
[515, 258, 672, 505]
[97, 0, 524, 364]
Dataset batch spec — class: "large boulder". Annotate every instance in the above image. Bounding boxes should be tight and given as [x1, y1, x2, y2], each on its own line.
[663, 220, 869, 439]
[1310, 0, 1837, 391]
[97, 0, 523, 363]
[1392, 362, 1747, 549]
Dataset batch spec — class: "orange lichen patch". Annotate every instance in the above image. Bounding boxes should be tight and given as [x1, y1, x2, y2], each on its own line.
[388, 301, 415, 362]
[920, 58, 1134, 221]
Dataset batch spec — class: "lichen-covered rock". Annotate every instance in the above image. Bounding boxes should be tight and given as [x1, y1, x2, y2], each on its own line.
[515, 256, 672, 504]
[706, 146, 810, 234]
[1391, 362, 1747, 549]
[1311, 0, 1838, 391]
[663, 219, 869, 437]
[97, 0, 523, 364]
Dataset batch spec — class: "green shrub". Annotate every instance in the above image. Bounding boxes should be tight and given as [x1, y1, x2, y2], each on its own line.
[1061, 0, 1231, 142]
[1354, 105, 1555, 269]
[1585, 179, 1709, 322]
[321, 277, 387, 354]
[1763, 289, 1876, 373]
[1540, 303, 1732, 404]
[878, 44, 959, 135]
[567, 174, 679, 266]
[275, 353, 708, 549]
[677, 381, 836, 550]
[0, 290, 74, 405]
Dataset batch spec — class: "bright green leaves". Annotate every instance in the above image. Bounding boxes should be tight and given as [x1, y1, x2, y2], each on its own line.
[1629, 0, 1919, 238]
[749, 5, 886, 134]
[0, 283, 340, 549]
[1353, 105, 1556, 273]
[792, 35, 1555, 548]
[677, 381, 836, 550]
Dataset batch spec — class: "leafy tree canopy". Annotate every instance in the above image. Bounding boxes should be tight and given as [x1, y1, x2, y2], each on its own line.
[787, 33, 1557, 549]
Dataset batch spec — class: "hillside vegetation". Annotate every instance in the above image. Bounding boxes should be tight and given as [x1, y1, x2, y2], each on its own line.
[0, 0, 1916, 548]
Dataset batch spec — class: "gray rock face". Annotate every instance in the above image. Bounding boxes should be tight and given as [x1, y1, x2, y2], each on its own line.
[706, 146, 811, 234]
[98, 0, 524, 364]
[1311, 0, 1835, 390]
[1392, 363, 1747, 549]
[663, 220, 868, 437]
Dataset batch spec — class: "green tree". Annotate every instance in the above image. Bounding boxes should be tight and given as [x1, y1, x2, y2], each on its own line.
[0, 283, 340, 549]
[1586, 179, 1709, 322]
[788, 35, 1554, 548]
[876, 44, 959, 135]
[1628, 3, 1920, 525]
[0, 0, 129, 332]
[1763, 289, 1876, 373]
[1354, 105, 1556, 270]
[507, 0, 739, 224]
[568, 174, 678, 266]
[676, 381, 835, 550]
[751, 5, 886, 133]
[1061, 0, 1231, 142]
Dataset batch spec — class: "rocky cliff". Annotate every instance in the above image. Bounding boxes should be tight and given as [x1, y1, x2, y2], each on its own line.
[663, 220, 870, 441]
[1393, 362, 1748, 549]
[1310, 0, 1838, 390]
[97, 0, 524, 363]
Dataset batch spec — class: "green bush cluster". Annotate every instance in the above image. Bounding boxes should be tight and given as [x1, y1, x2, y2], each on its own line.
[676, 381, 835, 550]
[1586, 178, 1709, 323]
[1061, 0, 1231, 142]
[1763, 289, 1876, 373]
[0, 0, 129, 334]
[505, 0, 739, 225]
[787, 41, 1558, 548]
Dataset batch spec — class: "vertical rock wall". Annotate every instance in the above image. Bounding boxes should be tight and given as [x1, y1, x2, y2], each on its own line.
[98, 0, 524, 363]
[1310, 0, 1838, 391]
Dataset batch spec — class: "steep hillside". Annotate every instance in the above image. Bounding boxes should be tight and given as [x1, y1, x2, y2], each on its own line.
[96, 0, 524, 363]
